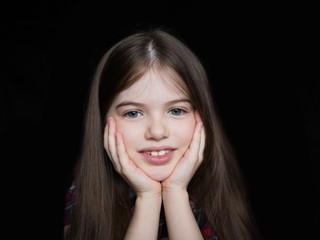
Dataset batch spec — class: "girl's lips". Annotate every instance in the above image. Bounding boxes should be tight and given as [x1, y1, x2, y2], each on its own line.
[139, 150, 175, 165]
[139, 146, 175, 152]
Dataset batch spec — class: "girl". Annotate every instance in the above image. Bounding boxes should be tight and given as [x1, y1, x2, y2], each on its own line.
[64, 28, 260, 240]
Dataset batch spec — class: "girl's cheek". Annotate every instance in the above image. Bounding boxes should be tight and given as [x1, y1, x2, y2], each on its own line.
[116, 122, 140, 147]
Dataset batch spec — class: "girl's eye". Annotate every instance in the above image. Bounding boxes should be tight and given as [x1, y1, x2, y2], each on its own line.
[169, 108, 186, 116]
[124, 111, 142, 119]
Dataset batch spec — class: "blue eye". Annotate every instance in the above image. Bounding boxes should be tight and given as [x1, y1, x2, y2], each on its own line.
[169, 108, 185, 116]
[125, 111, 142, 119]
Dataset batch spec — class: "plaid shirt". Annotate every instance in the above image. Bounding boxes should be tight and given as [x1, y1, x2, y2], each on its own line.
[64, 182, 218, 239]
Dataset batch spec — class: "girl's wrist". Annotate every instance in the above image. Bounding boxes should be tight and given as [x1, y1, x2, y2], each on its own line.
[162, 187, 189, 202]
[135, 193, 162, 209]
[136, 189, 162, 201]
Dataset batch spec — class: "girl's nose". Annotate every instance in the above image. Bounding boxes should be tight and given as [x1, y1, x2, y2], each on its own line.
[144, 117, 169, 141]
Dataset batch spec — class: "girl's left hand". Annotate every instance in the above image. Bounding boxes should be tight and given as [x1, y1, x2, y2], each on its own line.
[161, 111, 205, 193]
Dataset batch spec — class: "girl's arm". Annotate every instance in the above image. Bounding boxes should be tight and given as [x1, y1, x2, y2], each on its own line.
[162, 113, 205, 240]
[125, 195, 162, 240]
[105, 118, 162, 239]
[162, 189, 203, 240]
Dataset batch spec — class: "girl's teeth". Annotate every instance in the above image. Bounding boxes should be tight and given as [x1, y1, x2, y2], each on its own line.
[159, 150, 169, 156]
[147, 150, 170, 156]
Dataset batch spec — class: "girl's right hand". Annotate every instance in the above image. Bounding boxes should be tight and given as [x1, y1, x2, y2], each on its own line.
[104, 117, 162, 199]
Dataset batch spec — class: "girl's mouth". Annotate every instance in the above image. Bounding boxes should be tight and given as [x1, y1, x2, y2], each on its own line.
[139, 149, 175, 165]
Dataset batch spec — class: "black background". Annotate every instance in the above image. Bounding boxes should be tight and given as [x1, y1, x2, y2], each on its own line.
[1, 1, 319, 239]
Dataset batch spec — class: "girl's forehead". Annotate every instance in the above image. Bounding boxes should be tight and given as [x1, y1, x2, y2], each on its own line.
[115, 69, 189, 102]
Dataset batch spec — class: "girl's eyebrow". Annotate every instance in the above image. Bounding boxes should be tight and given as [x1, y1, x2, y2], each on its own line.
[115, 99, 192, 109]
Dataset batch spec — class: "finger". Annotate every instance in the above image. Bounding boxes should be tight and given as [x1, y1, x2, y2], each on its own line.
[115, 132, 133, 174]
[198, 126, 206, 164]
[107, 117, 121, 171]
[189, 121, 203, 156]
[194, 110, 203, 124]
[179, 121, 203, 171]
[172, 123, 203, 183]
[103, 123, 112, 160]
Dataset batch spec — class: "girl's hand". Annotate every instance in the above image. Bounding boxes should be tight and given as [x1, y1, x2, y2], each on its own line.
[104, 117, 161, 199]
[161, 111, 205, 194]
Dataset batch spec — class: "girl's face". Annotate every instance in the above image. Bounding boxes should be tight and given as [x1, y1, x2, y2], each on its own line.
[107, 69, 196, 181]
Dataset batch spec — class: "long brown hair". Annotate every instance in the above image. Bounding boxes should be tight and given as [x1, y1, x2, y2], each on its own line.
[66, 28, 260, 240]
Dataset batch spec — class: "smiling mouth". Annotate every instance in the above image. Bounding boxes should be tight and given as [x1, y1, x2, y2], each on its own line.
[139, 148, 175, 165]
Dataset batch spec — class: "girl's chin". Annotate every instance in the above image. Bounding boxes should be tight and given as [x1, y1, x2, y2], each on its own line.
[149, 175, 169, 182]
[145, 169, 173, 182]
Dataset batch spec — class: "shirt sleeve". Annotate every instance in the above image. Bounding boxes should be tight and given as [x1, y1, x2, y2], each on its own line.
[64, 182, 75, 238]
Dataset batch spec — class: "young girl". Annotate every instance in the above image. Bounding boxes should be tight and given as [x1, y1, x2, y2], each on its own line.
[64, 28, 260, 240]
